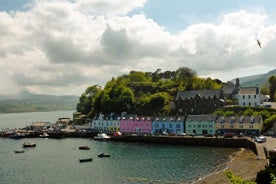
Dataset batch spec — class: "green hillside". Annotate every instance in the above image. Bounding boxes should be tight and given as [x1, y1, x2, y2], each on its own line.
[0, 91, 79, 113]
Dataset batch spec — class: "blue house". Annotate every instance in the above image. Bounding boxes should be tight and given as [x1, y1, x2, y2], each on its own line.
[152, 116, 185, 134]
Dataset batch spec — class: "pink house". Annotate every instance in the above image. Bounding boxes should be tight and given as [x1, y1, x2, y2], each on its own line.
[119, 116, 152, 134]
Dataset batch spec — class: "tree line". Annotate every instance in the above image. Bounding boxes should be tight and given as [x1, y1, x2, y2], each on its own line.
[76, 67, 222, 117]
[76, 67, 276, 119]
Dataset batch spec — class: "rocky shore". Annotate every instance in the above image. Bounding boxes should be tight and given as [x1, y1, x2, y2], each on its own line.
[192, 148, 266, 184]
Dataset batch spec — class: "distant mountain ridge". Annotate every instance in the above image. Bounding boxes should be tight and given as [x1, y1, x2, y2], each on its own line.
[0, 91, 79, 113]
[231, 69, 276, 88]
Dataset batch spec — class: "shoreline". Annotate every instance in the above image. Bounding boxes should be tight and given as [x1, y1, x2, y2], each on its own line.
[191, 148, 266, 184]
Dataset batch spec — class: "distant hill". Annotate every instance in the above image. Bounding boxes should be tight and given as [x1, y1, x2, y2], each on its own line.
[231, 69, 276, 88]
[0, 91, 79, 113]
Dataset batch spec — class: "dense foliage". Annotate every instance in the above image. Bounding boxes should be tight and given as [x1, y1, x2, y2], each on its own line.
[77, 67, 223, 117]
[269, 76, 276, 102]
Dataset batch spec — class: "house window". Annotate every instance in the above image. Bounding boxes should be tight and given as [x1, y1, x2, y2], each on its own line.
[209, 124, 213, 128]
[197, 124, 201, 128]
[254, 95, 256, 98]
[239, 124, 243, 128]
[248, 95, 250, 99]
[249, 125, 254, 129]
[243, 95, 245, 99]
[249, 102, 251, 106]
[230, 125, 234, 128]
[169, 124, 172, 128]
[155, 124, 159, 128]
[176, 124, 180, 128]
[221, 125, 224, 128]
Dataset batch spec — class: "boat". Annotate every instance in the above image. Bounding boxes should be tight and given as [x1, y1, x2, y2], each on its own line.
[79, 158, 92, 163]
[97, 153, 110, 158]
[10, 132, 25, 139]
[39, 132, 49, 138]
[94, 133, 111, 141]
[22, 142, 36, 148]
[14, 150, 25, 153]
[78, 146, 90, 150]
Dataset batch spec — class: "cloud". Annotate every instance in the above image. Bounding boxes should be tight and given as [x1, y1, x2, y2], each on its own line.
[0, 1, 275, 95]
[75, 0, 147, 15]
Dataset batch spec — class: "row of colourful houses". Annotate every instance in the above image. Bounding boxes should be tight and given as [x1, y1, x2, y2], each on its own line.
[91, 113, 264, 136]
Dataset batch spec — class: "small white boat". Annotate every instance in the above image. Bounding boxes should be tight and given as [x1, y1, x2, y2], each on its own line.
[94, 133, 111, 141]
[23, 142, 36, 148]
[39, 132, 49, 138]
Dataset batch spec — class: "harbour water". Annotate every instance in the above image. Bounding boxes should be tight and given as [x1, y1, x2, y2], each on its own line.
[0, 111, 237, 184]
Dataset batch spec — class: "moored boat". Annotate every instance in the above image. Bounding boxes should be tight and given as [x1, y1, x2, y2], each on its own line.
[78, 146, 90, 150]
[39, 132, 49, 138]
[14, 150, 25, 153]
[94, 133, 111, 141]
[22, 142, 36, 148]
[97, 152, 110, 158]
[10, 132, 25, 139]
[79, 158, 92, 163]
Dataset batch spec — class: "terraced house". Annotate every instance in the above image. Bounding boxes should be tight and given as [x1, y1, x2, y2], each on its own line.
[120, 116, 152, 134]
[152, 116, 185, 134]
[185, 115, 217, 135]
[91, 113, 120, 132]
[216, 115, 264, 136]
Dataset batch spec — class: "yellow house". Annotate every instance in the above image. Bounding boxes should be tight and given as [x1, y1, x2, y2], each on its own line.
[216, 115, 263, 136]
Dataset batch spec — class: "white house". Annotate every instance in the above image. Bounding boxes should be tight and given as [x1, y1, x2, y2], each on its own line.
[91, 113, 120, 132]
[238, 87, 260, 107]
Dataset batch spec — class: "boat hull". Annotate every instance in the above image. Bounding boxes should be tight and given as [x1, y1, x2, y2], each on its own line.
[79, 158, 92, 163]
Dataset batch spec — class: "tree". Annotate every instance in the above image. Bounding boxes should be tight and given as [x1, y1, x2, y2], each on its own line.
[269, 76, 276, 102]
[76, 85, 102, 117]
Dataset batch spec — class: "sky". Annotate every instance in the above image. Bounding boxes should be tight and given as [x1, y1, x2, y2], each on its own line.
[0, 0, 276, 96]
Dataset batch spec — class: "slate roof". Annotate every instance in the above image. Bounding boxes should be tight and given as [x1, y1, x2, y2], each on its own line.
[221, 82, 238, 95]
[186, 115, 217, 121]
[238, 87, 259, 95]
[216, 115, 262, 124]
[175, 89, 222, 100]
[153, 116, 185, 122]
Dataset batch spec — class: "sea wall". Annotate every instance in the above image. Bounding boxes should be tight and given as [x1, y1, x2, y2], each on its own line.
[113, 135, 258, 154]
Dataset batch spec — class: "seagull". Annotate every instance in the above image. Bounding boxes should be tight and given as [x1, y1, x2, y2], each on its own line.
[257, 39, 261, 48]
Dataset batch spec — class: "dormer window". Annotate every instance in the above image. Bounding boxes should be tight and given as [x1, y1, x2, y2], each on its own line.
[240, 116, 244, 123]
[220, 117, 225, 123]
[250, 116, 255, 123]
[230, 116, 235, 123]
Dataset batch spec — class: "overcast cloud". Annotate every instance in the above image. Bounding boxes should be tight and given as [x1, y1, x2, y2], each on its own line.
[0, 0, 275, 95]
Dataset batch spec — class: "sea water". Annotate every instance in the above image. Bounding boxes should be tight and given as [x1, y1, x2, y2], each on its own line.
[0, 111, 237, 184]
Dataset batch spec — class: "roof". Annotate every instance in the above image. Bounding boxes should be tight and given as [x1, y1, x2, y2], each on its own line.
[186, 115, 217, 121]
[175, 89, 222, 100]
[216, 115, 262, 124]
[221, 82, 238, 95]
[238, 87, 259, 95]
[153, 116, 185, 122]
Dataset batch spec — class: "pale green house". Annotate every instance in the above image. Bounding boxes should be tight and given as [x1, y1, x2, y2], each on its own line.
[185, 115, 217, 135]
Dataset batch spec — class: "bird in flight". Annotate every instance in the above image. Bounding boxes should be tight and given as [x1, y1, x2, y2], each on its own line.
[257, 39, 261, 48]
